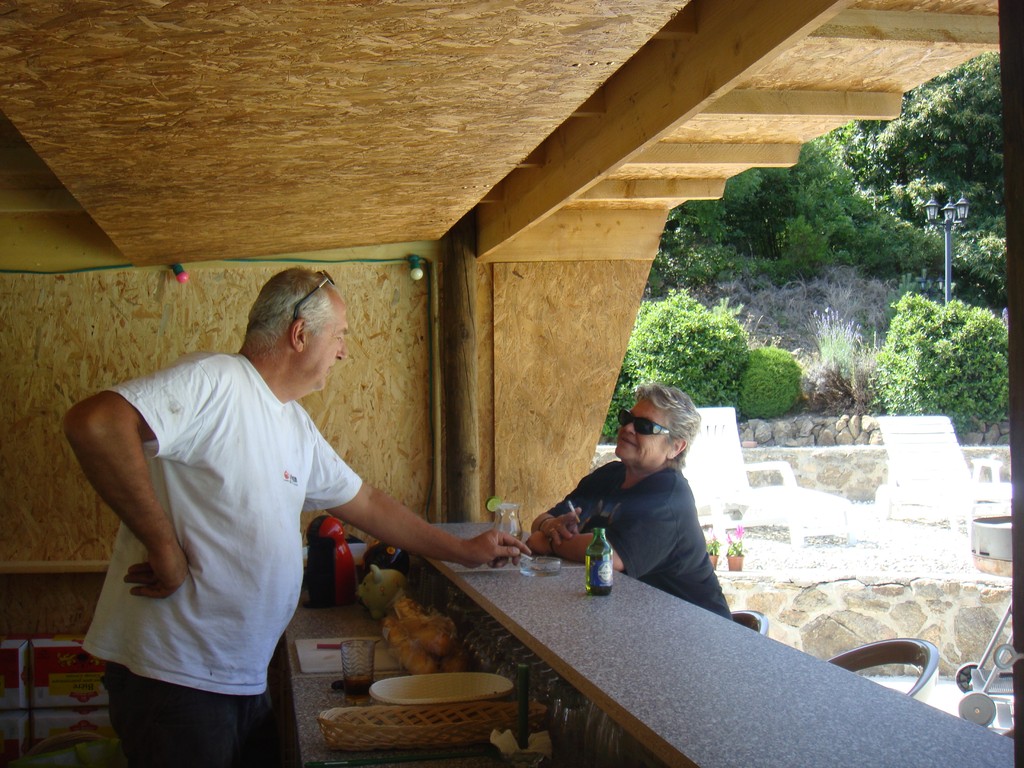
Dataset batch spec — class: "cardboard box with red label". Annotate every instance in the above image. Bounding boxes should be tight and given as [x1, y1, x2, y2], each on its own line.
[0, 710, 29, 768]
[29, 707, 114, 750]
[0, 640, 28, 711]
[29, 638, 108, 709]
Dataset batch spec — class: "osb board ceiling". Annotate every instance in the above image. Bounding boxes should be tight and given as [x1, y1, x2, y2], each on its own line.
[0, 1, 682, 266]
[0, 0, 1001, 270]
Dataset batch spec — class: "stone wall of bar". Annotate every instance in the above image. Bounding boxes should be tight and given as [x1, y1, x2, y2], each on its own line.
[736, 414, 1010, 448]
[720, 571, 1011, 677]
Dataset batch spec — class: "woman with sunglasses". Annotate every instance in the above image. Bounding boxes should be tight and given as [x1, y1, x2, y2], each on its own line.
[526, 382, 730, 619]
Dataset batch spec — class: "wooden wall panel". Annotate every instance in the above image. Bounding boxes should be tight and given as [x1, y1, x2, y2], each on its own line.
[491, 259, 652, 525]
[0, 262, 432, 565]
[0, 574, 105, 635]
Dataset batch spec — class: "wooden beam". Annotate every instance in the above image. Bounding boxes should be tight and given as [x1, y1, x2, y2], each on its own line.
[815, 10, 999, 46]
[516, 147, 546, 169]
[653, 3, 698, 40]
[477, 0, 852, 257]
[579, 177, 726, 203]
[0, 189, 80, 212]
[441, 212, 479, 523]
[628, 142, 801, 167]
[707, 89, 903, 120]
[571, 89, 607, 118]
[0, 561, 108, 574]
[480, 208, 668, 263]
[0, 146, 54, 176]
[0, 212, 124, 271]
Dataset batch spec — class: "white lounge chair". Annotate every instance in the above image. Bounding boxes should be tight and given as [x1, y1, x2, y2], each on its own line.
[685, 407, 855, 547]
[874, 415, 1011, 529]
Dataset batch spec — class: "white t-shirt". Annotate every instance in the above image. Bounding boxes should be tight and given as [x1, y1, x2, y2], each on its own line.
[84, 353, 362, 695]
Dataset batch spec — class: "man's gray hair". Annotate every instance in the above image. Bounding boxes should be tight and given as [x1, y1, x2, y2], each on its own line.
[243, 268, 339, 356]
[633, 382, 701, 468]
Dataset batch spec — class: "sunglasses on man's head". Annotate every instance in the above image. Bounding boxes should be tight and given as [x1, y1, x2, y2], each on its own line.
[618, 408, 671, 436]
[292, 271, 336, 321]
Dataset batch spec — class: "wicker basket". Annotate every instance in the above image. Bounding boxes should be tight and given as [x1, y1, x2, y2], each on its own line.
[317, 700, 547, 750]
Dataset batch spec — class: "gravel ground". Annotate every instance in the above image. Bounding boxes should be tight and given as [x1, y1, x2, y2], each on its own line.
[715, 504, 996, 578]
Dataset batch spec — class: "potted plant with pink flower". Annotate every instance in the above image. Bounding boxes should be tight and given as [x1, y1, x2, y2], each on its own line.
[727, 525, 746, 571]
[705, 530, 721, 569]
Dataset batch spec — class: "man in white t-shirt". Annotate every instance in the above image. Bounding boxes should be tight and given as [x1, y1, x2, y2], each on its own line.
[63, 268, 529, 768]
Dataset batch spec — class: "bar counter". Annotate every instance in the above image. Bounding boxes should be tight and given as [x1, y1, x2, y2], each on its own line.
[284, 523, 1013, 767]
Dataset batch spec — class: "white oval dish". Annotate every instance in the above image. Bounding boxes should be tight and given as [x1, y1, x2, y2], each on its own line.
[369, 672, 512, 705]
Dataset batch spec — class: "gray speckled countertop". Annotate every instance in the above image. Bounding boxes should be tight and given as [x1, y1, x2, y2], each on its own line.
[285, 523, 1013, 768]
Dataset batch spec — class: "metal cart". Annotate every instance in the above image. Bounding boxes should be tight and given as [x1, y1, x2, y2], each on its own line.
[958, 516, 1014, 733]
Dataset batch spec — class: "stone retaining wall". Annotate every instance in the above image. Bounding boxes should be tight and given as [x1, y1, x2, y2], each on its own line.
[737, 414, 1010, 447]
[595, 444, 1011, 502]
[745, 445, 1011, 502]
[720, 571, 1011, 677]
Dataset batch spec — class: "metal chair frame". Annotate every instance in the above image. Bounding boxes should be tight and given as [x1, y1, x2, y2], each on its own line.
[828, 638, 939, 702]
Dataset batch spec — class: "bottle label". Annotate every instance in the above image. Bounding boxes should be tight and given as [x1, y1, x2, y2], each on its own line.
[589, 558, 613, 588]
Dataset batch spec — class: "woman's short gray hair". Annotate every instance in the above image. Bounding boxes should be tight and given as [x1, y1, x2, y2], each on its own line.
[633, 382, 701, 468]
[243, 268, 339, 356]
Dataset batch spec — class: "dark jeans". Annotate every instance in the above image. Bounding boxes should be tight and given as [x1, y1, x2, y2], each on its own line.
[103, 663, 280, 768]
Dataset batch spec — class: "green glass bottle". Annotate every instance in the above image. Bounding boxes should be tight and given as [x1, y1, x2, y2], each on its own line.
[585, 528, 613, 595]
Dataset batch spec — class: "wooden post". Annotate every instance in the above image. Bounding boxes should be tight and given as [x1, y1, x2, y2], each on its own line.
[440, 212, 479, 522]
[998, 0, 1022, 756]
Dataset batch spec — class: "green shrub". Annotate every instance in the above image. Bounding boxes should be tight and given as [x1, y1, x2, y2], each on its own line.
[602, 291, 749, 438]
[874, 294, 1008, 432]
[739, 347, 803, 419]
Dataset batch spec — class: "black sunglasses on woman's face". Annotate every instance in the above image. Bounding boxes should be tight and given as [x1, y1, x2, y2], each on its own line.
[618, 408, 671, 436]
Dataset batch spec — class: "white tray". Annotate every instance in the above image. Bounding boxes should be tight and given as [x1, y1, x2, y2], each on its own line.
[369, 672, 512, 704]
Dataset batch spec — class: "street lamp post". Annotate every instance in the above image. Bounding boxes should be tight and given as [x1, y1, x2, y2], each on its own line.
[925, 196, 970, 303]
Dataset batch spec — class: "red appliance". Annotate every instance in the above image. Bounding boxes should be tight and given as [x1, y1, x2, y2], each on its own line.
[303, 515, 356, 607]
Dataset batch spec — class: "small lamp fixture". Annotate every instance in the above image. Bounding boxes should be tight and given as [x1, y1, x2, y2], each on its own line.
[955, 196, 970, 221]
[407, 254, 425, 281]
[171, 264, 189, 283]
[923, 194, 969, 305]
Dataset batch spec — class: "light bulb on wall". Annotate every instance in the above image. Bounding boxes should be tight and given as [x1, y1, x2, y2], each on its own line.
[171, 264, 189, 283]
[407, 255, 424, 281]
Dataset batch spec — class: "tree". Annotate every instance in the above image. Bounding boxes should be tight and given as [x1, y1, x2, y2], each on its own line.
[836, 52, 1005, 308]
[838, 53, 1004, 233]
[651, 53, 1005, 310]
[602, 291, 749, 437]
[653, 140, 935, 288]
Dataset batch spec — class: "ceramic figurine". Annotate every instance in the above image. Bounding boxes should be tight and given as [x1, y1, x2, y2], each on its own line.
[356, 564, 408, 619]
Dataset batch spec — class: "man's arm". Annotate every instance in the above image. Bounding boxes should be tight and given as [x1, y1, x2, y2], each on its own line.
[63, 391, 189, 598]
[329, 485, 528, 569]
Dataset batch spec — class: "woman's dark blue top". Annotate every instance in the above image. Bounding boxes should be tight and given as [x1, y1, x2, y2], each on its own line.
[547, 461, 731, 620]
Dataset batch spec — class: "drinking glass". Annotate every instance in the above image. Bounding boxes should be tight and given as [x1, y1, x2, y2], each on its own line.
[493, 502, 522, 538]
[549, 682, 587, 768]
[339, 639, 375, 703]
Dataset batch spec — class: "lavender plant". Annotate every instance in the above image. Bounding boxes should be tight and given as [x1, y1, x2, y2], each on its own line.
[804, 307, 877, 414]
